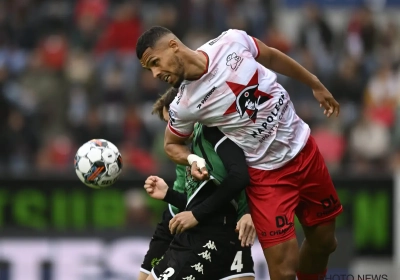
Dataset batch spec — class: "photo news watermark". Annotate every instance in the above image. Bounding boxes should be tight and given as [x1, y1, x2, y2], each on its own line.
[319, 275, 389, 280]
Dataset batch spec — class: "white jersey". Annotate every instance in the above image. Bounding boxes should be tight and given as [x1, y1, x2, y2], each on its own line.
[168, 29, 310, 170]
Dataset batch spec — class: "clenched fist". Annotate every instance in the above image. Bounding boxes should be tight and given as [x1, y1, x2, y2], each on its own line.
[144, 176, 169, 200]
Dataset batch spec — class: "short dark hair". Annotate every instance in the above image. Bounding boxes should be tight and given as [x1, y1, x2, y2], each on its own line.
[152, 87, 179, 121]
[136, 26, 173, 60]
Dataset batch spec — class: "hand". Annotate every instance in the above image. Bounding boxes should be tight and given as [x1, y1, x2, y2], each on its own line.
[143, 176, 168, 200]
[169, 211, 199, 234]
[312, 84, 340, 118]
[191, 161, 210, 181]
[236, 214, 256, 247]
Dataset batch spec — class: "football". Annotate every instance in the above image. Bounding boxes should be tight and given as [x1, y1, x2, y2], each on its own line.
[74, 139, 123, 189]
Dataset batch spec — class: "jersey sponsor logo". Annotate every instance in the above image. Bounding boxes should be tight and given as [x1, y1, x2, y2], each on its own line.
[208, 68, 218, 82]
[176, 91, 183, 105]
[249, 93, 289, 143]
[183, 276, 196, 280]
[208, 31, 227, 45]
[197, 87, 217, 109]
[168, 110, 176, 126]
[226, 52, 243, 71]
[223, 70, 272, 123]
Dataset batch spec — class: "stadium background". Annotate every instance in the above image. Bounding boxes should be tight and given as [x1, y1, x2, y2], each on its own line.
[0, 0, 399, 279]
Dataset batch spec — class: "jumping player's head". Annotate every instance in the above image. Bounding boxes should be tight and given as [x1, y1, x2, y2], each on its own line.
[137, 26, 208, 88]
[152, 87, 179, 122]
[136, 26, 186, 88]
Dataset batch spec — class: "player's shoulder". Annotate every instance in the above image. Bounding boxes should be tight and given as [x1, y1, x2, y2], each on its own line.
[198, 29, 247, 51]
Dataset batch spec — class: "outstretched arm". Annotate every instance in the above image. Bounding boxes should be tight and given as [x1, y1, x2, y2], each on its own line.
[253, 37, 339, 117]
[163, 188, 187, 211]
[144, 175, 187, 210]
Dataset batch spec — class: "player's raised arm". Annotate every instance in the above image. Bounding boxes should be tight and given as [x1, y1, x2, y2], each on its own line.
[253, 37, 339, 117]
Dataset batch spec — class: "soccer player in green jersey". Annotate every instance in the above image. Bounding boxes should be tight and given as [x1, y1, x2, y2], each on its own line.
[140, 88, 256, 280]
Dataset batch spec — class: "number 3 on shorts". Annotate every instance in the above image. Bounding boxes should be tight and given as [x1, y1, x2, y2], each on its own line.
[230, 251, 243, 272]
[160, 267, 175, 280]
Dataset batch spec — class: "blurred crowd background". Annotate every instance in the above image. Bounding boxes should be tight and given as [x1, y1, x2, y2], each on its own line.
[0, 1, 399, 278]
[0, 0, 399, 180]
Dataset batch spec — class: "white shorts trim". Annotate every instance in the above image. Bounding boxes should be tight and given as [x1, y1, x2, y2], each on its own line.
[220, 272, 255, 280]
[140, 267, 151, 275]
[151, 268, 160, 280]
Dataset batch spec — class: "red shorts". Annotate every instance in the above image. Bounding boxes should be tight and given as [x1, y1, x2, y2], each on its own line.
[246, 136, 343, 249]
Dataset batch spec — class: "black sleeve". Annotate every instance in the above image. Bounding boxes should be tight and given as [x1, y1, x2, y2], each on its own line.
[163, 188, 187, 211]
[191, 126, 250, 222]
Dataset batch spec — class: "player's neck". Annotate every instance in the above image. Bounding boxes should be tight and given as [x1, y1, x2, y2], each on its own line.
[183, 50, 208, 81]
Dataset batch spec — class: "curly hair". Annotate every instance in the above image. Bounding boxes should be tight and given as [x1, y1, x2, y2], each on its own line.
[152, 87, 179, 121]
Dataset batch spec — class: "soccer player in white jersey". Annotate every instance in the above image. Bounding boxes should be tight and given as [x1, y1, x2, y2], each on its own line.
[136, 26, 342, 280]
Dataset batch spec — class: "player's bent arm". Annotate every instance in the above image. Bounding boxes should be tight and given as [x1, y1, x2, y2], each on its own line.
[191, 127, 250, 222]
[164, 126, 191, 165]
[254, 37, 325, 91]
[163, 188, 187, 211]
[237, 190, 251, 218]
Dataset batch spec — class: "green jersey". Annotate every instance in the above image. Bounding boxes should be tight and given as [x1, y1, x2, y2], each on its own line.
[169, 164, 186, 216]
[169, 123, 248, 221]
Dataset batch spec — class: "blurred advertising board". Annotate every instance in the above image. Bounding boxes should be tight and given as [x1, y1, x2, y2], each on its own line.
[0, 177, 394, 279]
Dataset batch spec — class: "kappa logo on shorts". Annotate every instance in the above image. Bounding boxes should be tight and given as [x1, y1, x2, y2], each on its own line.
[183, 276, 196, 280]
[203, 240, 217, 251]
[191, 263, 204, 274]
[198, 250, 212, 262]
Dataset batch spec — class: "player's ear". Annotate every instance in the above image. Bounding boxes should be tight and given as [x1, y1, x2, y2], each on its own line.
[168, 40, 179, 52]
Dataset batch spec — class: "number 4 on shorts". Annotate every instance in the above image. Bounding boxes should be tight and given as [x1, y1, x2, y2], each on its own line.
[231, 251, 243, 272]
